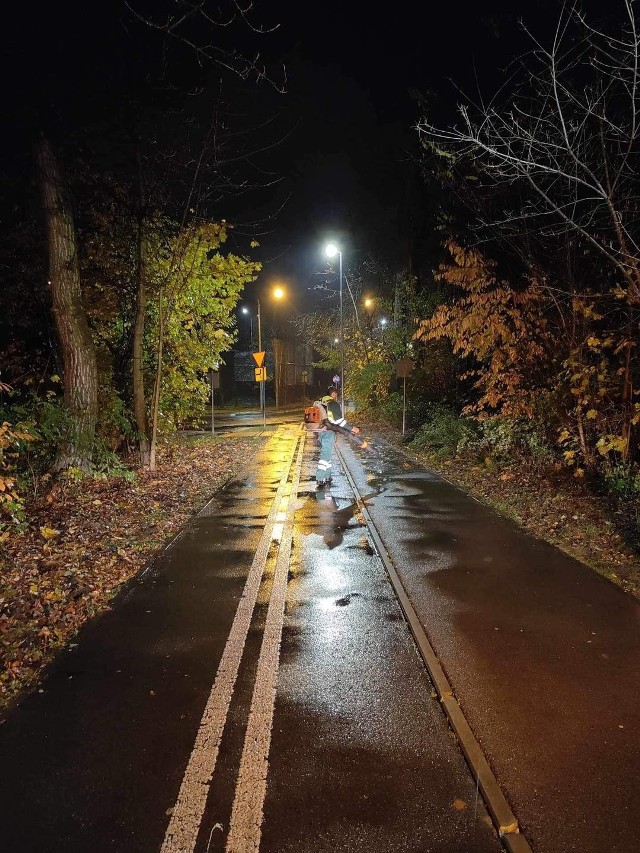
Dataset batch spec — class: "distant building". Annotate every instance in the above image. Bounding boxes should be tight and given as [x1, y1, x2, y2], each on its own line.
[220, 340, 320, 405]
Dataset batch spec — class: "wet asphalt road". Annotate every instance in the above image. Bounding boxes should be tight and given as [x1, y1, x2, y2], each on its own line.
[1, 419, 638, 853]
[0, 425, 502, 853]
[263, 466, 498, 852]
[337, 435, 640, 853]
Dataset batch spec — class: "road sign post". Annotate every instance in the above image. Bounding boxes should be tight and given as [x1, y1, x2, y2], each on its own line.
[396, 359, 413, 436]
[257, 300, 265, 427]
[253, 352, 267, 428]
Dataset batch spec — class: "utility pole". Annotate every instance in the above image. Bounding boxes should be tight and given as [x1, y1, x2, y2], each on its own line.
[257, 299, 265, 427]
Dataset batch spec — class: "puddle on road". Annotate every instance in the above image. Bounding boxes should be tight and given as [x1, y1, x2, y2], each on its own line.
[296, 492, 366, 550]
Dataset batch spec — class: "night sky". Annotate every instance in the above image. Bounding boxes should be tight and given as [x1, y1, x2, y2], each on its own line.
[1, 0, 608, 310]
[242, 0, 583, 305]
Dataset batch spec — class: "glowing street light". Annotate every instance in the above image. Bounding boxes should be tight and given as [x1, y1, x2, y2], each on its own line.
[364, 297, 374, 309]
[240, 305, 253, 348]
[324, 242, 344, 413]
[270, 284, 287, 407]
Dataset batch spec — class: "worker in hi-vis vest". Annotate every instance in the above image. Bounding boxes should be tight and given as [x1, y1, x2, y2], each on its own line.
[315, 387, 360, 487]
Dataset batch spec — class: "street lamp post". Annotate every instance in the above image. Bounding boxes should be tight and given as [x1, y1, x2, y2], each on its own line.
[272, 286, 285, 407]
[257, 299, 265, 426]
[325, 243, 345, 413]
[362, 296, 375, 363]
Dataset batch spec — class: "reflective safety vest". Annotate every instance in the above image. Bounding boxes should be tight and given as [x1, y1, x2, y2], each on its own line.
[326, 399, 349, 430]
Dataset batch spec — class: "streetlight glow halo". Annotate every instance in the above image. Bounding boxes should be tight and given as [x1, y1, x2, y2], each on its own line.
[325, 242, 339, 258]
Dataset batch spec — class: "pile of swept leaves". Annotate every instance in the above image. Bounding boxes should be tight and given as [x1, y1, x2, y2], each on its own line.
[0, 434, 262, 718]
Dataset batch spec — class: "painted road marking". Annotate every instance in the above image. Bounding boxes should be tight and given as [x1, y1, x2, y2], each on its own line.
[160, 430, 302, 853]
[225, 437, 305, 853]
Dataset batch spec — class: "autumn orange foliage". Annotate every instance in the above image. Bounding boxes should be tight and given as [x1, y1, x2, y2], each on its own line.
[415, 240, 551, 419]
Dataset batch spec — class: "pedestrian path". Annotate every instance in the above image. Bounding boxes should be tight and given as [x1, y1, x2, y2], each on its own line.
[337, 434, 640, 853]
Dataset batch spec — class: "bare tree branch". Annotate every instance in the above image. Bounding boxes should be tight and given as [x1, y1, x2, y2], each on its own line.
[417, 0, 640, 303]
[124, 0, 286, 92]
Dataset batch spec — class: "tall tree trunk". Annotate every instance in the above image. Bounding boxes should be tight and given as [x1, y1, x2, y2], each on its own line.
[132, 148, 151, 467]
[148, 287, 165, 472]
[34, 138, 98, 473]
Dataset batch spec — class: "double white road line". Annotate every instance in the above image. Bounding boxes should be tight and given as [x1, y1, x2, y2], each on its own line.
[162, 430, 305, 853]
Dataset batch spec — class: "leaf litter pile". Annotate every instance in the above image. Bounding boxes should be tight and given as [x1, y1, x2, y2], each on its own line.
[0, 434, 263, 718]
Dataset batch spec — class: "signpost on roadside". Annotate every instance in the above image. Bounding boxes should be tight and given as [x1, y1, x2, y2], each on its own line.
[208, 369, 220, 435]
[253, 351, 266, 428]
[396, 359, 414, 435]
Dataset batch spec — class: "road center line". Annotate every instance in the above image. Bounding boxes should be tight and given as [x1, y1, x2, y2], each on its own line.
[160, 430, 301, 853]
[224, 435, 305, 853]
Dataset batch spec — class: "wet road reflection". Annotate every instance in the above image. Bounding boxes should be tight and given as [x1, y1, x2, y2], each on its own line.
[298, 490, 365, 550]
[334, 433, 640, 853]
[263, 432, 501, 853]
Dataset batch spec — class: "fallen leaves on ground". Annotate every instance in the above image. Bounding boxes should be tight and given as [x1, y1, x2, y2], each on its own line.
[0, 434, 263, 718]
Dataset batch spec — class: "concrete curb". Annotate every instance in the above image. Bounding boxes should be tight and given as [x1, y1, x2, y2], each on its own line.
[503, 833, 535, 853]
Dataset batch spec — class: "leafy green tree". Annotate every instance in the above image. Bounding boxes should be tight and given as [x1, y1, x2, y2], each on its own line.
[146, 221, 260, 467]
